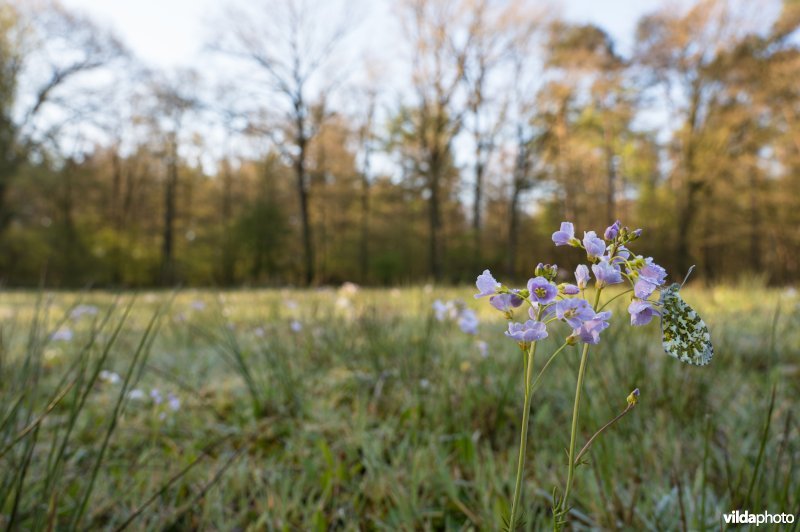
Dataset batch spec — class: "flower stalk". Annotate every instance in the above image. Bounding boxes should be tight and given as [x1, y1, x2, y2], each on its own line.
[555, 287, 602, 528]
[508, 339, 538, 529]
[473, 219, 682, 530]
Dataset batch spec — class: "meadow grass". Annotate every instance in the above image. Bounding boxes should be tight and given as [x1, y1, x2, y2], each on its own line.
[0, 285, 798, 530]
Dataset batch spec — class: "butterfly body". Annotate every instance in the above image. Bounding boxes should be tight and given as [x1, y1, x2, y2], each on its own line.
[659, 283, 713, 366]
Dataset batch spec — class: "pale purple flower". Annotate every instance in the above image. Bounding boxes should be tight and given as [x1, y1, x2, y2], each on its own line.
[191, 300, 206, 311]
[552, 222, 575, 246]
[51, 328, 73, 342]
[475, 269, 501, 298]
[458, 309, 479, 335]
[634, 258, 668, 298]
[628, 299, 659, 326]
[432, 300, 450, 321]
[604, 220, 621, 241]
[505, 320, 548, 342]
[70, 304, 98, 320]
[167, 393, 181, 411]
[592, 261, 623, 287]
[583, 231, 606, 259]
[561, 284, 580, 295]
[490, 293, 523, 312]
[555, 299, 596, 329]
[290, 320, 303, 333]
[527, 276, 558, 304]
[150, 389, 163, 405]
[572, 311, 611, 344]
[575, 265, 591, 289]
[528, 303, 555, 321]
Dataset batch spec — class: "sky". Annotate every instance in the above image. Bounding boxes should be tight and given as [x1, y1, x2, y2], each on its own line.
[53, 0, 668, 176]
[61, 0, 663, 69]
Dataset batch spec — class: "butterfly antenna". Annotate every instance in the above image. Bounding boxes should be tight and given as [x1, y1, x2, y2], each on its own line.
[680, 265, 696, 289]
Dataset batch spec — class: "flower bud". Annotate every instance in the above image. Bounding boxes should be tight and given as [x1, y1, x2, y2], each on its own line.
[627, 388, 640, 406]
[537, 263, 558, 282]
[566, 333, 578, 346]
[559, 283, 580, 295]
[604, 220, 621, 241]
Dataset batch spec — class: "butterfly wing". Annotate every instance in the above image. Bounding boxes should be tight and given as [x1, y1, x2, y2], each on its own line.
[659, 284, 713, 366]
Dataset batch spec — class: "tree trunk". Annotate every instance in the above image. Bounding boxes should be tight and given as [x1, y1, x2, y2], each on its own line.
[473, 141, 484, 263]
[160, 135, 178, 286]
[359, 171, 370, 283]
[604, 126, 616, 223]
[428, 167, 442, 281]
[295, 132, 314, 286]
[507, 127, 528, 279]
[676, 84, 703, 278]
[110, 147, 123, 284]
[221, 157, 235, 286]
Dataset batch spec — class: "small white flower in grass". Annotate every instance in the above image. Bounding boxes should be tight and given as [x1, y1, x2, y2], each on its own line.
[476, 340, 489, 358]
[70, 304, 98, 320]
[419, 378, 430, 389]
[99, 370, 121, 384]
[128, 389, 146, 400]
[339, 282, 359, 296]
[51, 328, 73, 342]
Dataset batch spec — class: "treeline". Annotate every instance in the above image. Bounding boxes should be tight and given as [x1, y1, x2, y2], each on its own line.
[0, 0, 798, 287]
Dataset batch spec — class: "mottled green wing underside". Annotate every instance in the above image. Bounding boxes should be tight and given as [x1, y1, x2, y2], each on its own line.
[659, 284, 713, 366]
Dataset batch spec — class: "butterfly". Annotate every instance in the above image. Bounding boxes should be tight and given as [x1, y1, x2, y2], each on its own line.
[658, 266, 713, 366]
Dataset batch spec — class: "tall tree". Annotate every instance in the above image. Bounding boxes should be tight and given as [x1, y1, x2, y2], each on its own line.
[215, 0, 352, 285]
[634, 0, 765, 276]
[0, 0, 125, 233]
[148, 70, 199, 285]
[397, 0, 477, 280]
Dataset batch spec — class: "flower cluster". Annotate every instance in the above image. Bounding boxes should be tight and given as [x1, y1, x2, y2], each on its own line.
[476, 263, 611, 346]
[552, 220, 669, 327]
[432, 299, 480, 335]
[476, 220, 669, 346]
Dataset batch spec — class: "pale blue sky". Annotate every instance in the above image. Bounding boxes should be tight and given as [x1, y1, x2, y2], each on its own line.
[61, 0, 662, 69]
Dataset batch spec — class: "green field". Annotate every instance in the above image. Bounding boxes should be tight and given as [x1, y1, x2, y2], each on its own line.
[1, 286, 798, 530]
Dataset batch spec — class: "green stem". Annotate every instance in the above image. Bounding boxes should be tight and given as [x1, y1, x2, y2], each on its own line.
[573, 402, 635, 466]
[530, 342, 569, 395]
[558, 287, 603, 524]
[508, 340, 539, 528]
[596, 288, 633, 312]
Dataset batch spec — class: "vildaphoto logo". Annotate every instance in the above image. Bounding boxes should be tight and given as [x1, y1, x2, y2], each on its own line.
[722, 510, 795, 526]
